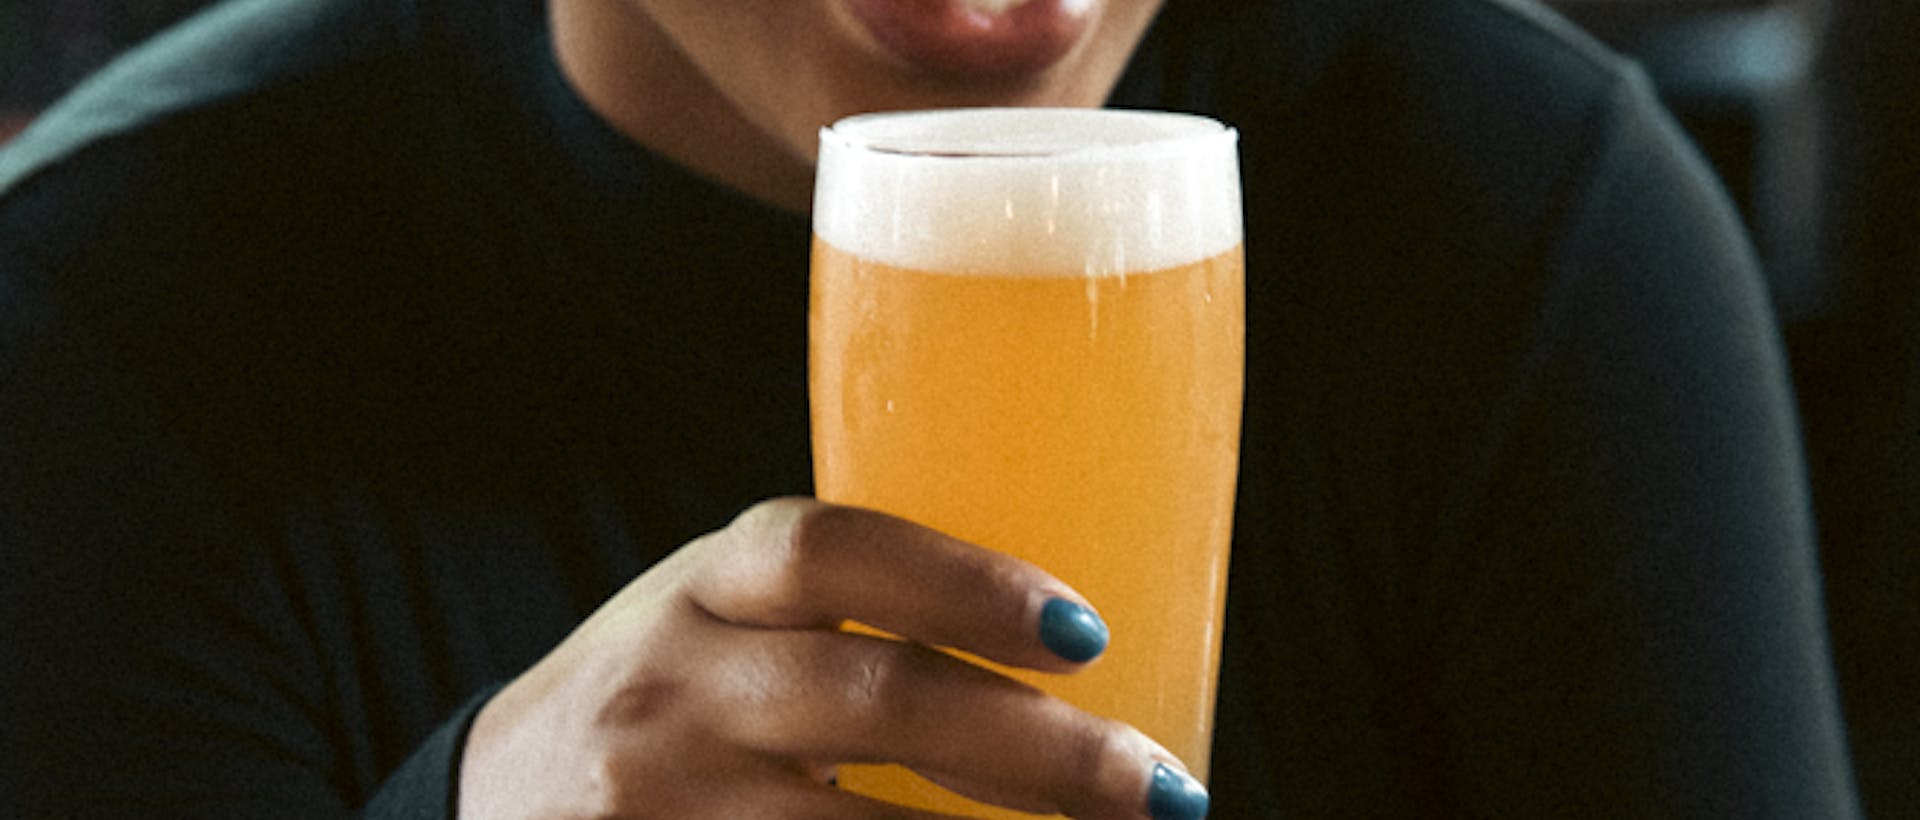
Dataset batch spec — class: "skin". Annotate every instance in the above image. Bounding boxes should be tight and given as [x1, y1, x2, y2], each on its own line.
[460, 2, 1190, 816]
[547, 0, 1166, 212]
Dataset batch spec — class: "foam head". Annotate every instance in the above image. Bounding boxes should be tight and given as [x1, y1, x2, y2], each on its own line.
[814, 108, 1241, 276]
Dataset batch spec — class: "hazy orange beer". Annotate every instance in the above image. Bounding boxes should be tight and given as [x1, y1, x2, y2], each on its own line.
[810, 108, 1244, 818]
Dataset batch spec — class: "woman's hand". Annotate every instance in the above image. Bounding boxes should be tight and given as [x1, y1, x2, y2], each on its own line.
[456, 497, 1207, 819]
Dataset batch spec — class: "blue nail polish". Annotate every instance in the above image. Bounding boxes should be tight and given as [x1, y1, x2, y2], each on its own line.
[1038, 597, 1108, 663]
[1148, 763, 1209, 820]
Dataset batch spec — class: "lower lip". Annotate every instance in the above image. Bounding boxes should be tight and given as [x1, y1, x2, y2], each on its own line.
[842, 0, 1095, 80]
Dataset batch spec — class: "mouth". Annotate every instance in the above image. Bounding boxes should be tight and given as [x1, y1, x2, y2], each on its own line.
[841, 0, 1098, 81]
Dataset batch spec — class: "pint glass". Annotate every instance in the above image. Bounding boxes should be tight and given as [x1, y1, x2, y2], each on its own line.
[810, 108, 1243, 818]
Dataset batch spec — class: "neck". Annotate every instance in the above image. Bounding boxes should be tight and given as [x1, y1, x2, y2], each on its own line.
[549, 0, 817, 214]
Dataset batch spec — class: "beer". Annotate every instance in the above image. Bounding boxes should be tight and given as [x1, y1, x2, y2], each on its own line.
[810, 108, 1243, 818]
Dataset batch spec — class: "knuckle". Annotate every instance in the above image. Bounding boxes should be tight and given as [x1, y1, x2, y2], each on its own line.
[595, 676, 690, 731]
[837, 640, 919, 737]
[730, 496, 841, 575]
[577, 742, 665, 819]
[782, 499, 859, 567]
[580, 752, 634, 818]
[572, 680, 725, 815]
[714, 498, 830, 622]
[727, 496, 816, 544]
[772, 502, 867, 611]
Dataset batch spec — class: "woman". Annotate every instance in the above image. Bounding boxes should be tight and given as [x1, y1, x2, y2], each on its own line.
[0, 0, 1860, 816]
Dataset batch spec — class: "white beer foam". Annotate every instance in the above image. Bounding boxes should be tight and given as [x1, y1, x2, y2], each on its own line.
[815, 108, 1242, 276]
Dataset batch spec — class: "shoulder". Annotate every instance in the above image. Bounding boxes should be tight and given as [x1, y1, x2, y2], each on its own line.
[0, 0, 437, 317]
[1381, 0, 1630, 93]
[1323, 0, 1754, 311]
[1195, 0, 1719, 311]
[1154, 0, 1706, 330]
[1314, 0, 1666, 237]
[1168, 0, 1638, 117]
[1214, 0, 1762, 514]
[1366, 0, 1667, 202]
[0, 0, 461, 488]
[0, 0, 419, 196]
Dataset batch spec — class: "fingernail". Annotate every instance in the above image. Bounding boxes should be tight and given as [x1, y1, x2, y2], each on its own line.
[1147, 763, 1209, 820]
[1038, 597, 1108, 663]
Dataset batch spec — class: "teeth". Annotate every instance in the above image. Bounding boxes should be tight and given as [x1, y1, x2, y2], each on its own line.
[961, 0, 1030, 12]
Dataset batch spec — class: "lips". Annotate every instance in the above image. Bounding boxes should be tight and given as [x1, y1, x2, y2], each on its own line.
[842, 0, 1096, 80]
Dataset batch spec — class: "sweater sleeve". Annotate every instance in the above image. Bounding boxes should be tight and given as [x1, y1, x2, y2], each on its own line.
[0, 247, 495, 819]
[1428, 69, 1861, 818]
[361, 685, 502, 820]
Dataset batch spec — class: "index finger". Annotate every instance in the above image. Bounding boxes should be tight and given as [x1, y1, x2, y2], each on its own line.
[683, 497, 1109, 673]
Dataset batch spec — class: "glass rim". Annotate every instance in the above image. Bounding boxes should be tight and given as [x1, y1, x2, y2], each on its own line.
[819, 107, 1237, 162]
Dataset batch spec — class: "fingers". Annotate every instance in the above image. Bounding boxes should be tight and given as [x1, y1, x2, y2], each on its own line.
[690, 776, 970, 820]
[683, 497, 1109, 673]
[695, 626, 1205, 820]
[766, 788, 968, 820]
[672, 498, 1202, 816]
[603, 753, 968, 820]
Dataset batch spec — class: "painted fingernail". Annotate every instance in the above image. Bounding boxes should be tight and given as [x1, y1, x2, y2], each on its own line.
[1148, 763, 1209, 820]
[1038, 597, 1108, 663]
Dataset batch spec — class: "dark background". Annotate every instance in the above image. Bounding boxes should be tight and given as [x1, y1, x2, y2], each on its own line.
[3, 0, 1915, 816]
